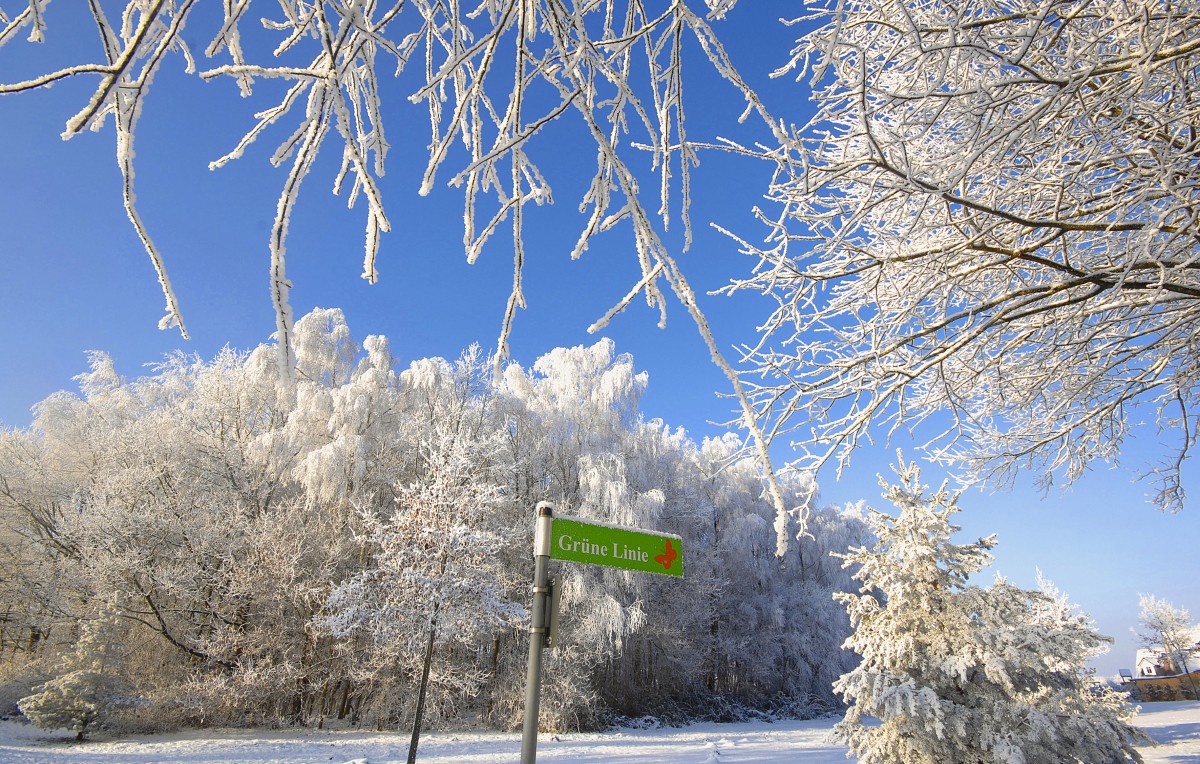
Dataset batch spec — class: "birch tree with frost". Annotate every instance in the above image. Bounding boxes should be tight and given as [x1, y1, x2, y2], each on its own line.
[727, 0, 1200, 509]
[322, 420, 525, 748]
[1135, 595, 1200, 699]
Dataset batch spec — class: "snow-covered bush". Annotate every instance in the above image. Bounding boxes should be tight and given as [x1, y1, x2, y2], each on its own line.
[833, 455, 1146, 764]
[18, 611, 140, 740]
[18, 670, 137, 740]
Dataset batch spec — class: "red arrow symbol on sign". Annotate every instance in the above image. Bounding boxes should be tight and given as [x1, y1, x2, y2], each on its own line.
[654, 539, 677, 570]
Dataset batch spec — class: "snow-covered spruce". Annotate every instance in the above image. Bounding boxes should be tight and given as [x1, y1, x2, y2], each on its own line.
[17, 610, 141, 741]
[832, 455, 1147, 764]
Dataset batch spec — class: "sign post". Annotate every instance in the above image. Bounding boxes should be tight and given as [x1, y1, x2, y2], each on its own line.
[519, 505, 684, 763]
[520, 502, 555, 764]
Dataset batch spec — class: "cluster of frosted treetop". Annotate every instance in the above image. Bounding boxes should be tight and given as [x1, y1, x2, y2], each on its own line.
[0, 1, 1191, 757]
[0, 309, 865, 734]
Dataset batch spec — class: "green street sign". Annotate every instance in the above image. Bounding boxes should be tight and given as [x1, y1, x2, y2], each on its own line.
[550, 516, 683, 577]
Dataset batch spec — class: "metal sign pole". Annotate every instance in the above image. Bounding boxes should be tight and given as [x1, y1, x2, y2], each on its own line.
[520, 501, 555, 764]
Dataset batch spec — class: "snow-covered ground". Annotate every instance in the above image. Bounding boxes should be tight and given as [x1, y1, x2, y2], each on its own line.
[2, 701, 1197, 763]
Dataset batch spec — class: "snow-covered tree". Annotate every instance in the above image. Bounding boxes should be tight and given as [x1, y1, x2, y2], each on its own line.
[0, 428, 72, 665]
[1136, 595, 1200, 699]
[18, 610, 139, 740]
[322, 419, 525, 750]
[0, 310, 396, 725]
[728, 0, 1200, 509]
[492, 339, 865, 726]
[833, 455, 1145, 764]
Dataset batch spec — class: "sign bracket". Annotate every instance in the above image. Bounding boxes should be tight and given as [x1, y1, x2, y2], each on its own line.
[546, 577, 562, 649]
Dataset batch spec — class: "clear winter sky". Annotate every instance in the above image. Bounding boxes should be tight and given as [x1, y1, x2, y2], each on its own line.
[1, 3, 1196, 678]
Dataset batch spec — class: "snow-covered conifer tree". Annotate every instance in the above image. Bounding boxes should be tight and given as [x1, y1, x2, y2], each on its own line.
[833, 455, 1145, 764]
[18, 609, 139, 740]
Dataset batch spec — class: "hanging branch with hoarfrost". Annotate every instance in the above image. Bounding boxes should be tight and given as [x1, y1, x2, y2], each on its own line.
[0, 0, 794, 544]
[1, 0, 196, 339]
[723, 0, 1200, 510]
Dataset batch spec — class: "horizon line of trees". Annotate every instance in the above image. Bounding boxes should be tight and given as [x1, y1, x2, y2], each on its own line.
[0, 309, 1164, 764]
[0, 307, 867, 736]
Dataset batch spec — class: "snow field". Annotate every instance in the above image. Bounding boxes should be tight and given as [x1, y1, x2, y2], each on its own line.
[1, 701, 1197, 764]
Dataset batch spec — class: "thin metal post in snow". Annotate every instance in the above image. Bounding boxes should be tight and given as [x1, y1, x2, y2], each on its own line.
[520, 501, 555, 764]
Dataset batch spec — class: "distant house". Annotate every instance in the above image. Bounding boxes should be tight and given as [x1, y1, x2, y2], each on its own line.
[1135, 649, 1158, 677]
[1121, 631, 1200, 701]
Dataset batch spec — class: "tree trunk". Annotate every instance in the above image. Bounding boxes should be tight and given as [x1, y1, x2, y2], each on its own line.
[407, 612, 438, 764]
[1178, 653, 1200, 701]
[337, 680, 353, 721]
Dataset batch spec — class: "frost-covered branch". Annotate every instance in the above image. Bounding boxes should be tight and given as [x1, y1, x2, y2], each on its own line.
[0, 0, 49, 47]
[726, 0, 1200, 509]
[3, 0, 774, 373]
[1, 1, 198, 338]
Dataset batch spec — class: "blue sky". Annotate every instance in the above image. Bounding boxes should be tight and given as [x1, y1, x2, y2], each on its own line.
[2, 2, 1197, 678]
